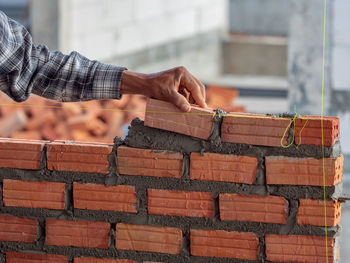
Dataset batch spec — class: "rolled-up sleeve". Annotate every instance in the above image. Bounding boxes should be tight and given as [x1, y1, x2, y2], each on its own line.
[0, 10, 126, 102]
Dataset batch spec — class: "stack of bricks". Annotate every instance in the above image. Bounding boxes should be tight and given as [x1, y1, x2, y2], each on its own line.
[0, 93, 147, 142]
[0, 98, 343, 262]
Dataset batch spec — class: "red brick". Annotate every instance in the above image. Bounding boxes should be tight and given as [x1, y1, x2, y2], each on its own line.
[266, 155, 343, 186]
[144, 98, 215, 140]
[61, 102, 83, 116]
[190, 152, 258, 184]
[74, 258, 135, 263]
[6, 252, 67, 263]
[12, 130, 42, 140]
[190, 229, 259, 260]
[148, 189, 213, 218]
[0, 110, 27, 137]
[221, 113, 291, 147]
[295, 115, 339, 146]
[3, 179, 65, 210]
[26, 109, 56, 130]
[265, 234, 335, 262]
[123, 95, 147, 124]
[73, 183, 137, 213]
[298, 199, 341, 226]
[117, 146, 183, 178]
[220, 194, 288, 224]
[47, 141, 113, 174]
[0, 138, 46, 170]
[206, 84, 239, 110]
[42, 125, 59, 141]
[46, 219, 110, 248]
[116, 223, 182, 255]
[0, 215, 37, 243]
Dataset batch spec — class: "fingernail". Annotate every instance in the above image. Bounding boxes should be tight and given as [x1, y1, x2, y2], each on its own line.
[204, 102, 208, 108]
[182, 104, 191, 112]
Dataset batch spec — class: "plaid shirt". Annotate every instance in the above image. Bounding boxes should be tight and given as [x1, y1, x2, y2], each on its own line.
[0, 11, 125, 102]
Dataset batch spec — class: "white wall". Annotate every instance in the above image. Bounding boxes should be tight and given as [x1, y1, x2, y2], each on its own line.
[333, 0, 350, 90]
[59, 0, 227, 61]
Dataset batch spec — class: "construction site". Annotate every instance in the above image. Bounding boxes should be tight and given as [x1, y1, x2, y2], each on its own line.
[0, 0, 349, 262]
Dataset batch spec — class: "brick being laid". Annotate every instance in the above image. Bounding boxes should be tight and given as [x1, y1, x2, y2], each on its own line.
[190, 152, 258, 184]
[295, 115, 339, 146]
[0, 138, 46, 170]
[116, 223, 182, 255]
[219, 193, 289, 224]
[265, 155, 343, 186]
[47, 141, 113, 174]
[73, 183, 137, 213]
[3, 179, 66, 210]
[190, 229, 259, 260]
[117, 146, 183, 178]
[0, 215, 37, 243]
[265, 234, 336, 262]
[148, 189, 213, 218]
[297, 199, 341, 227]
[6, 252, 67, 263]
[221, 113, 292, 147]
[46, 219, 110, 248]
[144, 98, 215, 140]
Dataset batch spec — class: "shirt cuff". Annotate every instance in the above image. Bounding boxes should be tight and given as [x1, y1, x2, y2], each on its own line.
[90, 62, 127, 100]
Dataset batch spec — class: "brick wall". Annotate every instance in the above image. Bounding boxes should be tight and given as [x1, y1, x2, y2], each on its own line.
[0, 98, 343, 262]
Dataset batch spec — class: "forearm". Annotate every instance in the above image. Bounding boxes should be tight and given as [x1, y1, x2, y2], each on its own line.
[120, 71, 150, 96]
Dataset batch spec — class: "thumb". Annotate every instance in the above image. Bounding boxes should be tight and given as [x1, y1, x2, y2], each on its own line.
[170, 91, 191, 112]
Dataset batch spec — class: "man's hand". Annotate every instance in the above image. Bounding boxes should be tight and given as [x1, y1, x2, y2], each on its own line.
[120, 66, 207, 112]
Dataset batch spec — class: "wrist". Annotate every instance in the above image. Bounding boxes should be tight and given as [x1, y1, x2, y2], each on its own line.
[120, 70, 149, 96]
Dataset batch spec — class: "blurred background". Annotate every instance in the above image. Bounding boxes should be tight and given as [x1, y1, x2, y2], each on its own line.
[0, 0, 349, 258]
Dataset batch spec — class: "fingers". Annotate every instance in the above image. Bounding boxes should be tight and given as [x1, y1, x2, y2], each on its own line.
[170, 90, 191, 112]
[179, 68, 207, 109]
[179, 88, 190, 101]
[192, 75, 206, 103]
[188, 94, 195, 104]
[179, 88, 195, 104]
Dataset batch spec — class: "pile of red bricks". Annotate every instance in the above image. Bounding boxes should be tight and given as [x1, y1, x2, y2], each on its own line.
[0, 99, 343, 262]
[0, 93, 147, 142]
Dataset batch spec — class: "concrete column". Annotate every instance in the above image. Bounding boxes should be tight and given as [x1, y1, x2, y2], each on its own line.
[30, 0, 59, 50]
[58, 0, 73, 54]
[287, 0, 333, 115]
